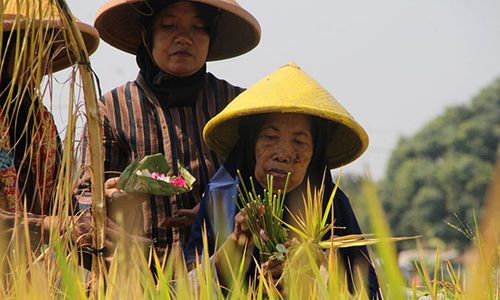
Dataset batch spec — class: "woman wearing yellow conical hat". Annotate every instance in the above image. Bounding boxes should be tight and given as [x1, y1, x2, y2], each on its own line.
[75, 0, 261, 258]
[185, 64, 380, 298]
[0, 0, 99, 249]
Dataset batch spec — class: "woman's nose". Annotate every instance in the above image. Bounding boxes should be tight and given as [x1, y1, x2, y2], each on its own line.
[273, 143, 295, 163]
[174, 28, 193, 45]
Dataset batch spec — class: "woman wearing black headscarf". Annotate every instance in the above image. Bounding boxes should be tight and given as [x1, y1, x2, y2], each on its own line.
[76, 0, 261, 258]
[185, 64, 380, 298]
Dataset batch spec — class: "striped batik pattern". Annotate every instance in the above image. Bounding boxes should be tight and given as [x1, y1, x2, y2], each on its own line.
[76, 72, 243, 257]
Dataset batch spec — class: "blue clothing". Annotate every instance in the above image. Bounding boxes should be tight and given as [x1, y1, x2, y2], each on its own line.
[185, 165, 380, 298]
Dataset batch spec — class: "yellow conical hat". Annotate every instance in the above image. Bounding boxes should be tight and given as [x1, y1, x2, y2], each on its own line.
[204, 63, 369, 169]
[2, 0, 100, 73]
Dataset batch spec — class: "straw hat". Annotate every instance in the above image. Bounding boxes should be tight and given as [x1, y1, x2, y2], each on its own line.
[2, 0, 100, 73]
[204, 63, 369, 169]
[94, 0, 260, 61]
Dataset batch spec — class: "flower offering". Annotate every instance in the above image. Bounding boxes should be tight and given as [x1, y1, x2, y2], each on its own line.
[118, 153, 195, 196]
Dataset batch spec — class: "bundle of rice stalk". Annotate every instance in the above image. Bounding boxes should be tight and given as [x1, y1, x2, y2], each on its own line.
[235, 170, 289, 262]
[52, 0, 107, 294]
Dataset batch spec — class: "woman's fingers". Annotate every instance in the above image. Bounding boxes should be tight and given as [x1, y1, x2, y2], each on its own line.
[176, 203, 199, 220]
[165, 216, 192, 227]
[234, 212, 248, 233]
[104, 177, 121, 200]
[265, 260, 283, 277]
[233, 211, 252, 247]
[104, 177, 120, 189]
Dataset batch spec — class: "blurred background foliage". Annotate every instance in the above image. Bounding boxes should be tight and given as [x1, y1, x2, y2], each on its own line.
[344, 77, 500, 252]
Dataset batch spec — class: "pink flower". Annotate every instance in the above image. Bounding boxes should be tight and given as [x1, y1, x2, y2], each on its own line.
[151, 172, 167, 180]
[170, 176, 186, 188]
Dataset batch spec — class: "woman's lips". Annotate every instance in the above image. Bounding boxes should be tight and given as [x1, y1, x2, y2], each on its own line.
[171, 50, 192, 57]
[267, 168, 288, 178]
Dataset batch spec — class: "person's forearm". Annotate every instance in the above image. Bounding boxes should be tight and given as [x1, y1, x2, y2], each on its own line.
[0, 209, 50, 247]
[214, 234, 252, 287]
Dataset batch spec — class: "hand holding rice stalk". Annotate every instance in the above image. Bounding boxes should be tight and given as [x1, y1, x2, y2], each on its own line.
[235, 170, 289, 261]
[118, 153, 196, 196]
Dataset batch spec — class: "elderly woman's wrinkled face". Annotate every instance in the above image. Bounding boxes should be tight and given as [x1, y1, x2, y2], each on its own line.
[152, 1, 210, 77]
[254, 113, 314, 192]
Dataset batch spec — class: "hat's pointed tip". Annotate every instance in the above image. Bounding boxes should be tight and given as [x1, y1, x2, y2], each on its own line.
[283, 62, 300, 70]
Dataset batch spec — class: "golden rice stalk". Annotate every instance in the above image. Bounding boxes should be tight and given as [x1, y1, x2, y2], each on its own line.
[465, 153, 500, 299]
[361, 174, 407, 299]
[53, 0, 106, 295]
[1, 0, 89, 296]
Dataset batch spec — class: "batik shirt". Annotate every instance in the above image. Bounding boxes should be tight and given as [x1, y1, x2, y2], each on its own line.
[0, 104, 61, 214]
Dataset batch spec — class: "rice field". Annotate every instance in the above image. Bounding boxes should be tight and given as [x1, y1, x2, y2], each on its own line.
[1, 0, 499, 299]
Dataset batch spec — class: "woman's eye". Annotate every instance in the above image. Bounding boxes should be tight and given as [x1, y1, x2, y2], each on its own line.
[193, 24, 207, 31]
[294, 139, 310, 146]
[260, 135, 277, 141]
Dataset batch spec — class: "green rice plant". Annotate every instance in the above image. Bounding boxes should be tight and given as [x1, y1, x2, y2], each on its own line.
[235, 170, 289, 261]
[191, 224, 224, 300]
[232, 170, 416, 298]
[1, 1, 499, 298]
[361, 174, 407, 299]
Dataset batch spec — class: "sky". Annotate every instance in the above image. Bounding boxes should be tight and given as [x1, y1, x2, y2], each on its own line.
[54, 0, 500, 180]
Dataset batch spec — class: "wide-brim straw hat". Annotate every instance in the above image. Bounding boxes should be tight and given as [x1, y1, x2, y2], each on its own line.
[94, 0, 260, 61]
[2, 1, 100, 73]
[204, 63, 369, 169]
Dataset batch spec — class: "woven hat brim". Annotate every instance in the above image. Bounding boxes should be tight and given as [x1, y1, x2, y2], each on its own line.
[2, 15, 100, 73]
[94, 0, 260, 60]
[203, 64, 369, 169]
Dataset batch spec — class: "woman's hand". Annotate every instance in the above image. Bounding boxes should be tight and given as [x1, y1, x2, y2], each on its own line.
[69, 209, 150, 258]
[231, 209, 253, 248]
[263, 257, 284, 279]
[104, 177, 149, 204]
[173, 203, 200, 227]
[105, 177, 199, 229]
[262, 257, 285, 293]
[261, 239, 294, 292]
[104, 177, 148, 236]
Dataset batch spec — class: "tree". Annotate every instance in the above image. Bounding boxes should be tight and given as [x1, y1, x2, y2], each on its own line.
[380, 77, 500, 251]
[339, 173, 370, 232]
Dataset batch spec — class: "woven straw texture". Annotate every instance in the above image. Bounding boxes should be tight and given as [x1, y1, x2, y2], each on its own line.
[94, 0, 260, 60]
[2, 0, 99, 72]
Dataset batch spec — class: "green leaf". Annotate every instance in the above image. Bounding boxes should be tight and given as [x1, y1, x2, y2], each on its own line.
[276, 243, 287, 254]
[118, 154, 195, 196]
